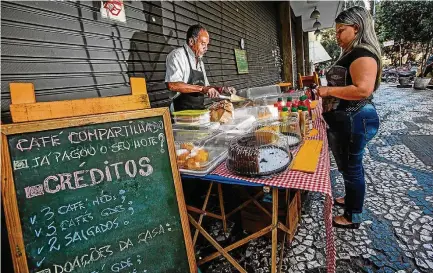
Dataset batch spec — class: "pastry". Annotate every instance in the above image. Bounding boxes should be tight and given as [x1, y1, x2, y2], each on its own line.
[258, 107, 273, 120]
[227, 136, 260, 174]
[176, 145, 209, 170]
[186, 158, 201, 170]
[280, 119, 300, 135]
[254, 129, 279, 144]
[209, 100, 234, 124]
[227, 134, 290, 176]
[194, 149, 209, 163]
[180, 143, 195, 151]
[256, 124, 280, 133]
[176, 149, 190, 161]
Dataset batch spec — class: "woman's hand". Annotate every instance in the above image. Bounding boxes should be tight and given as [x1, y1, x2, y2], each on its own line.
[317, 86, 331, 97]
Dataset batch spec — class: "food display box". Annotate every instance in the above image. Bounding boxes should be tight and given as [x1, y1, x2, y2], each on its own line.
[172, 122, 220, 131]
[172, 129, 220, 144]
[172, 92, 310, 176]
[234, 106, 277, 120]
[252, 118, 302, 150]
[219, 115, 256, 132]
[174, 131, 234, 176]
[172, 109, 210, 125]
[252, 91, 304, 106]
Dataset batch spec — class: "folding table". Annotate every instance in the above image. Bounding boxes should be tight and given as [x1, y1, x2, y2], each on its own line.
[183, 105, 336, 273]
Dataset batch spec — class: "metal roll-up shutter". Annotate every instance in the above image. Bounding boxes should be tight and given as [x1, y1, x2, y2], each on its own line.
[1, 1, 282, 122]
[291, 17, 298, 88]
[163, 1, 282, 105]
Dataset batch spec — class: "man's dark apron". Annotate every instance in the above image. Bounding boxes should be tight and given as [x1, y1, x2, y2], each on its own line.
[172, 47, 206, 111]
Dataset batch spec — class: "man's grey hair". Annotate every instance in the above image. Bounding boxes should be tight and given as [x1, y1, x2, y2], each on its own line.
[186, 24, 207, 43]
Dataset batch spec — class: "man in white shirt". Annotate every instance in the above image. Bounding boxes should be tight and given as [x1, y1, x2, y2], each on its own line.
[165, 24, 235, 111]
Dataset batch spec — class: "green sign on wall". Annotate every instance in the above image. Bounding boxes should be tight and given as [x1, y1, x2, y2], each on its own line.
[234, 49, 249, 74]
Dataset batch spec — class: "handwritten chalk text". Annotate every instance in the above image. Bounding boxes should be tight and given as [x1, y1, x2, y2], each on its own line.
[25, 157, 153, 199]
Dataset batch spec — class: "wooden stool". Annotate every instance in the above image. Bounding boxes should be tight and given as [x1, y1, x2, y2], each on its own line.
[298, 72, 320, 89]
[277, 82, 292, 93]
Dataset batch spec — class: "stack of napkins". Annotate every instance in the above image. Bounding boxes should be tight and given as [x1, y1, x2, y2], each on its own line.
[291, 140, 323, 173]
[307, 128, 319, 137]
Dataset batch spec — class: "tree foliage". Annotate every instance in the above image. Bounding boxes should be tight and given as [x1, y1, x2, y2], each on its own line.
[375, 0, 433, 69]
[344, 0, 375, 15]
[320, 28, 340, 63]
[376, 0, 433, 44]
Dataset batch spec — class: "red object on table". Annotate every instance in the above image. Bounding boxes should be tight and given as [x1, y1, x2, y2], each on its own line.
[211, 102, 336, 273]
[274, 102, 282, 112]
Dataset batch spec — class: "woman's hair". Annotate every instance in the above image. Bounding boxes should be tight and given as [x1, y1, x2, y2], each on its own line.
[335, 6, 382, 90]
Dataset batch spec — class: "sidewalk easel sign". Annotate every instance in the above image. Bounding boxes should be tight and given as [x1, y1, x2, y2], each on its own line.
[1, 78, 197, 273]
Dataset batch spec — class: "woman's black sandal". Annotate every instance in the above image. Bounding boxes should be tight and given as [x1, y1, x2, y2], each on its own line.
[332, 220, 360, 229]
[332, 214, 361, 229]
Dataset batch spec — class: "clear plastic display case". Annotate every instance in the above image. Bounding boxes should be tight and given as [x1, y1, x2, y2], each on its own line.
[172, 110, 210, 125]
[173, 130, 229, 176]
[252, 118, 302, 150]
[226, 131, 293, 177]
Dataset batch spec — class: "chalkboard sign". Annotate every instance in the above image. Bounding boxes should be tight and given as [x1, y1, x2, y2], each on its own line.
[1, 109, 196, 273]
[234, 49, 249, 74]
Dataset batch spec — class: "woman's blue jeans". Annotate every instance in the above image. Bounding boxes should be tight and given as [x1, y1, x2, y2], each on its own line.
[324, 104, 379, 223]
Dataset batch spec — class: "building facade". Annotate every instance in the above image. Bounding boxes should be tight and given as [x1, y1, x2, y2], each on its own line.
[1, 1, 300, 122]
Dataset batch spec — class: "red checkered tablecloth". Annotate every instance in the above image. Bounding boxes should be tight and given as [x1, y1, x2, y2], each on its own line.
[210, 104, 336, 273]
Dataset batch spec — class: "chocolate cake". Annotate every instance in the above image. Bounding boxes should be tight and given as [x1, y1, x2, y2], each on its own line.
[227, 132, 292, 176]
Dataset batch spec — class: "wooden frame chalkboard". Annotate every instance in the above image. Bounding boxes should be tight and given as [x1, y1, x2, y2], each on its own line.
[1, 108, 197, 273]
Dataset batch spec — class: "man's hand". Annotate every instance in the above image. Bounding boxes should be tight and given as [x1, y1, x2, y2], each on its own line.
[222, 86, 237, 95]
[202, 86, 220, 98]
[317, 86, 331, 97]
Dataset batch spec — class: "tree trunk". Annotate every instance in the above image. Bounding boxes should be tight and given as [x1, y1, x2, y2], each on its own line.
[427, 40, 433, 66]
[422, 41, 431, 76]
[420, 43, 425, 76]
[399, 44, 402, 66]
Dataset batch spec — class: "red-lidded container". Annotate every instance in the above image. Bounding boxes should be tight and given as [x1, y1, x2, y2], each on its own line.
[274, 102, 282, 112]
